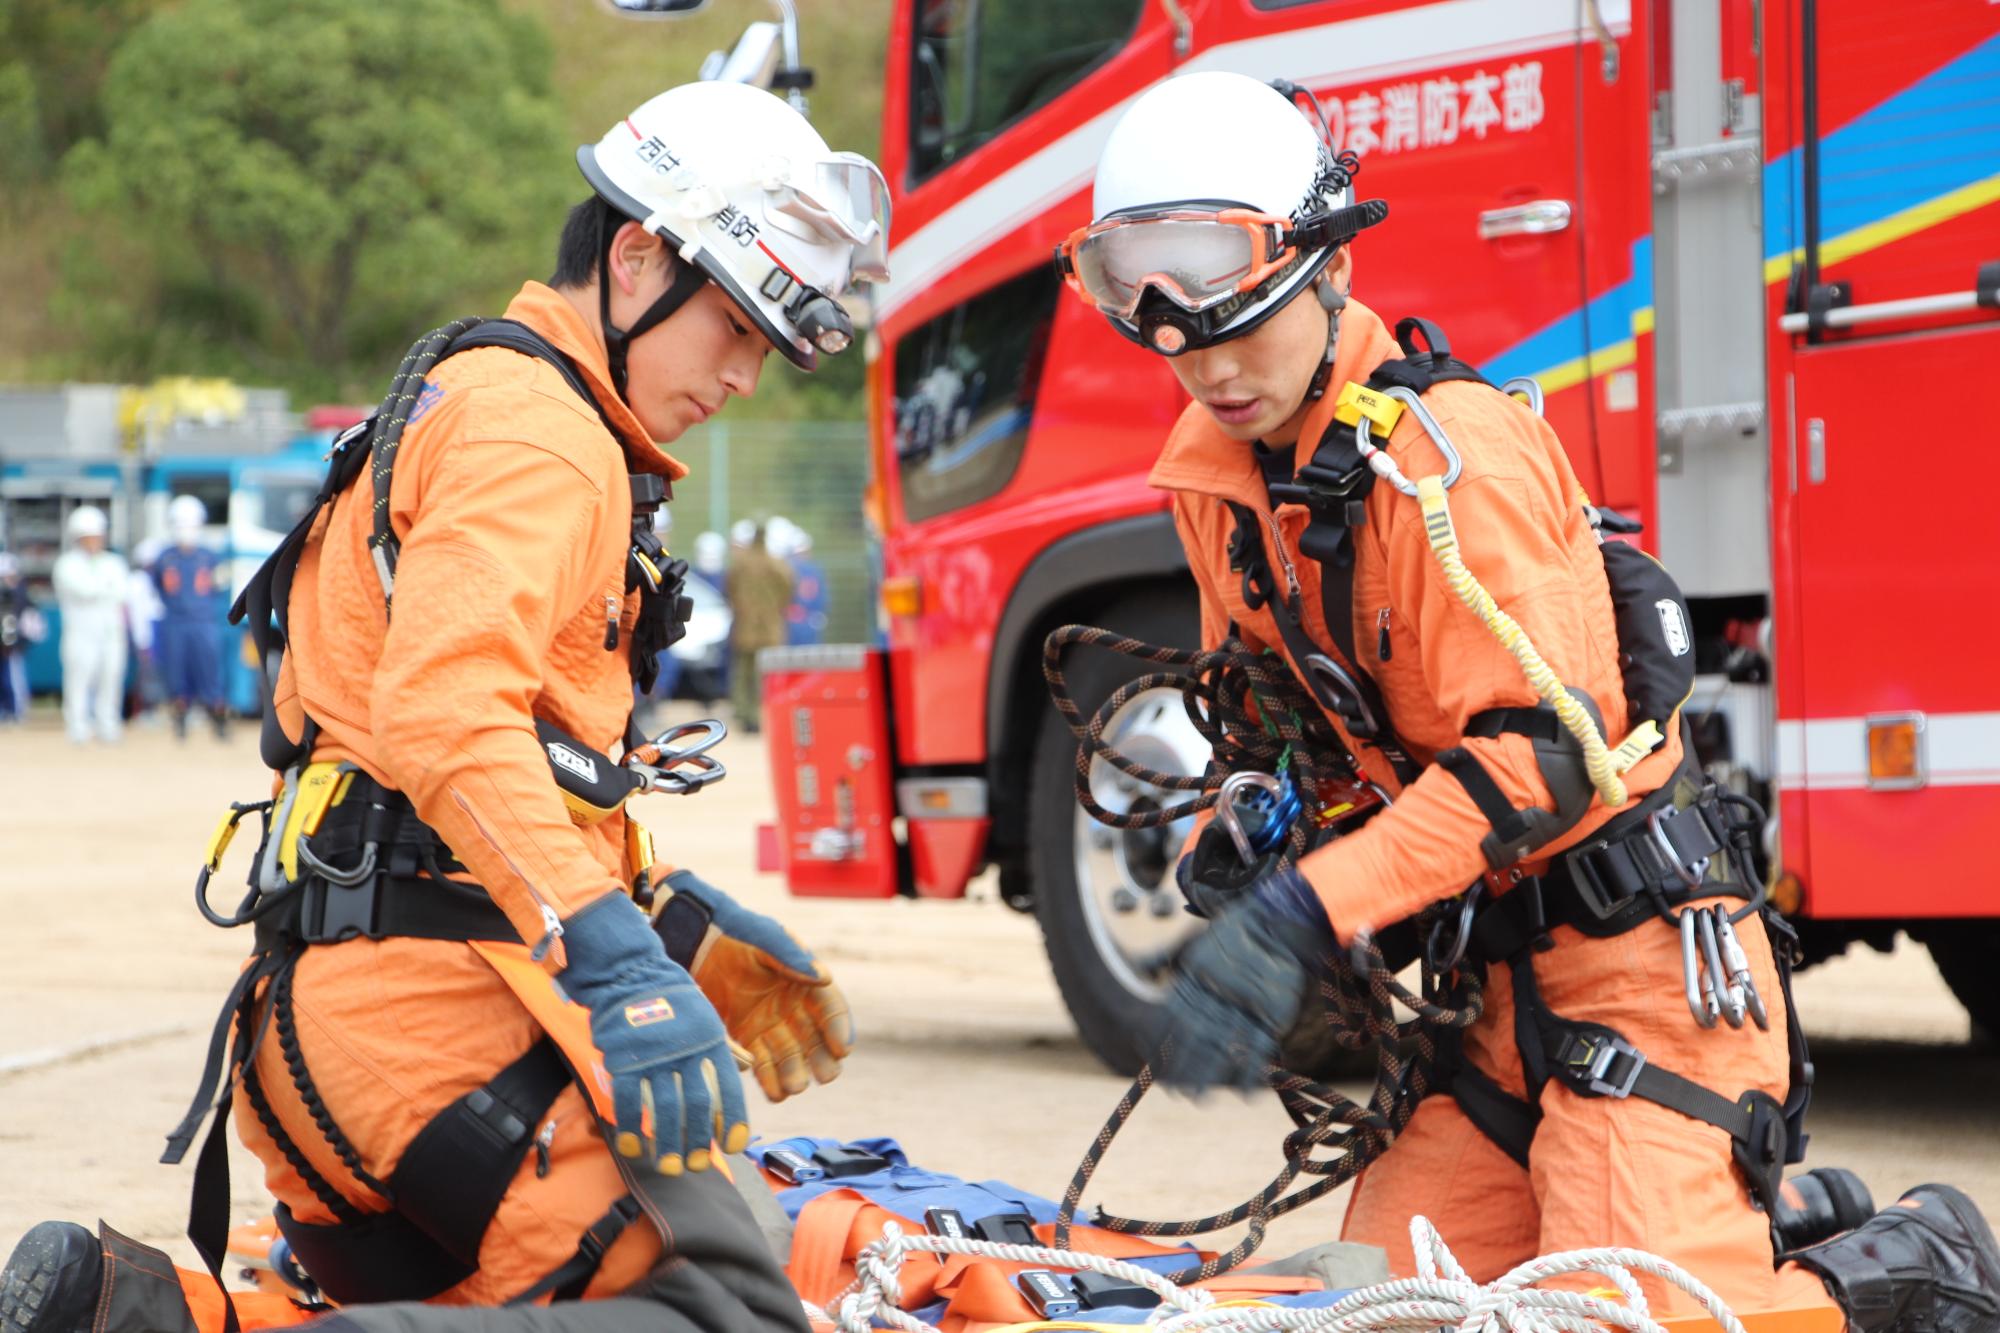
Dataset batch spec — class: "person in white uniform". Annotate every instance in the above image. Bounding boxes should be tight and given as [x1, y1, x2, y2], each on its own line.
[51, 506, 130, 744]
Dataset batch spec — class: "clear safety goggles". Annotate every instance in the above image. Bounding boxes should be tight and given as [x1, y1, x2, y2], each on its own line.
[1057, 207, 1303, 320]
[765, 152, 892, 287]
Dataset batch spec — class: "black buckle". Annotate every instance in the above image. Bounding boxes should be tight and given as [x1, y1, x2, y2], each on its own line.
[1268, 468, 1370, 525]
[305, 873, 381, 942]
[1562, 840, 1637, 921]
[1554, 1029, 1646, 1098]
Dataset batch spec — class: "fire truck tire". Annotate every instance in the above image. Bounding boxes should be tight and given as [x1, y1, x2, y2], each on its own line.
[1026, 587, 1202, 1076]
[1925, 927, 2000, 1039]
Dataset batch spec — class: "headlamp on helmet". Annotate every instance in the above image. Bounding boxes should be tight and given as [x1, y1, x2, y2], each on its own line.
[759, 266, 854, 355]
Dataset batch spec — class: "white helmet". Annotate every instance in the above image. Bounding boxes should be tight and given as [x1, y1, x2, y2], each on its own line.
[66, 505, 108, 542]
[693, 530, 727, 575]
[729, 517, 760, 548]
[765, 515, 811, 558]
[1062, 72, 1386, 355]
[168, 494, 208, 538]
[577, 82, 891, 378]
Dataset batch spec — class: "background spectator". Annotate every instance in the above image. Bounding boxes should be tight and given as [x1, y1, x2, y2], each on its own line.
[51, 506, 129, 744]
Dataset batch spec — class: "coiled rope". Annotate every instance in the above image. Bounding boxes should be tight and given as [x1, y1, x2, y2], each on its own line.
[804, 1215, 1747, 1333]
[1040, 627, 1484, 1282]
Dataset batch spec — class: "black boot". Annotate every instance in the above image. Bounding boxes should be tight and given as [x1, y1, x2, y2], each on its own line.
[1793, 1184, 2000, 1333]
[1775, 1167, 1878, 1255]
[1, 1222, 103, 1333]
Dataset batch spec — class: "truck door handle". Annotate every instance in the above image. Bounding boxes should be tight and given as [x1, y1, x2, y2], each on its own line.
[1478, 200, 1573, 239]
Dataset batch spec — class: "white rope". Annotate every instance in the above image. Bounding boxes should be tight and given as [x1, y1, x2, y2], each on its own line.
[797, 1215, 1750, 1333]
[1147, 1218, 1751, 1333]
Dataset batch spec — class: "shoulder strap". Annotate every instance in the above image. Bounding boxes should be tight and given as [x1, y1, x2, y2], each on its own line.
[230, 318, 613, 770]
[1223, 496, 1422, 786]
[370, 319, 611, 607]
[1238, 314, 1506, 787]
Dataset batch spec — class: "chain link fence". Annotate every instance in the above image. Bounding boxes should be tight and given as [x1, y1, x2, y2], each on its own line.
[659, 419, 875, 645]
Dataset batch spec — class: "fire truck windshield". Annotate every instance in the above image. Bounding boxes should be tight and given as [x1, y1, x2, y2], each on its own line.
[909, 0, 1145, 181]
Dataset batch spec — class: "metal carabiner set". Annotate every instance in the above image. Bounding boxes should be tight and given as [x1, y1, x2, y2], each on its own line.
[1679, 902, 1770, 1031]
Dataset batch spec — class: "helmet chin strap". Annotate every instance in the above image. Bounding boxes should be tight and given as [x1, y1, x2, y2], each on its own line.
[1304, 276, 1348, 403]
[598, 210, 709, 400]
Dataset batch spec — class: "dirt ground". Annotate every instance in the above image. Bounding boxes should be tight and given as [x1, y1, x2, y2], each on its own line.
[3, 705, 1996, 1282]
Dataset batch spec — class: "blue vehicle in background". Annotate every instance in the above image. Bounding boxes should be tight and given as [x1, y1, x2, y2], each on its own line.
[2, 428, 332, 715]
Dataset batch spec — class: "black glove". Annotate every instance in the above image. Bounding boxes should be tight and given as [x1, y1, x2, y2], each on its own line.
[1175, 817, 1280, 919]
[1153, 867, 1333, 1094]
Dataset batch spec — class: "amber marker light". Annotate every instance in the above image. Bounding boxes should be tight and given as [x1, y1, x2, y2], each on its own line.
[1864, 713, 1926, 791]
[881, 575, 923, 619]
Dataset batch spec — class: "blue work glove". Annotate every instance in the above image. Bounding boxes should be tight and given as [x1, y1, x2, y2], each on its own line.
[1153, 867, 1333, 1094]
[556, 891, 750, 1175]
[659, 870, 854, 1103]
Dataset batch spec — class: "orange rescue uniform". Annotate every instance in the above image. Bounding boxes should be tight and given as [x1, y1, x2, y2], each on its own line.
[209, 281, 689, 1315]
[1152, 298, 1833, 1317]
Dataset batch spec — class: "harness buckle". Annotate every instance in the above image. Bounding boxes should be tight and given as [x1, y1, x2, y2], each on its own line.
[303, 871, 382, 943]
[1562, 840, 1634, 922]
[1554, 1029, 1646, 1098]
[1647, 805, 1710, 890]
[1268, 464, 1372, 519]
[1301, 653, 1382, 739]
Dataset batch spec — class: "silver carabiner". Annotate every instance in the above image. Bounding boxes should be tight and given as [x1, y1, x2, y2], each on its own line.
[1378, 385, 1465, 491]
[641, 718, 728, 762]
[1216, 771, 1286, 868]
[1714, 910, 1769, 1031]
[1681, 910, 1718, 1029]
[1697, 907, 1744, 1029]
[1499, 376, 1546, 418]
[625, 718, 731, 795]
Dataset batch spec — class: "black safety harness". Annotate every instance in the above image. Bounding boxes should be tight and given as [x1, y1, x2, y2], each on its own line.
[167, 320, 697, 1316]
[1220, 317, 1812, 1237]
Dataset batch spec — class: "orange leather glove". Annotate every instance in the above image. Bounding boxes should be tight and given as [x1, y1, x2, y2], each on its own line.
[652, 869, 855, 1103]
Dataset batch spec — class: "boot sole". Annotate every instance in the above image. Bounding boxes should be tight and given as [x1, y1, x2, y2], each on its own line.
[0, 1224, 99, 1333]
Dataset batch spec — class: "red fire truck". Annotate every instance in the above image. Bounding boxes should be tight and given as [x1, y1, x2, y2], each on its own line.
[762, 0, 2000, 1071]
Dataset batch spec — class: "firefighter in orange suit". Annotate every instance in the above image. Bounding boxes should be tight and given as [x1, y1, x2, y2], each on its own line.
[0, 82, 883, 1333]
[1054, 70, 2000, 1331]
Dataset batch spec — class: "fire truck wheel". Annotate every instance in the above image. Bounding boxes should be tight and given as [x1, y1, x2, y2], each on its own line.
[1926, 927, 2000, 1040]
[1027, 590, 1205, 1075]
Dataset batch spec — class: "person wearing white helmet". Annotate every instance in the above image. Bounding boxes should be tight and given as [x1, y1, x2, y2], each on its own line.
[2, 81, 878, 1333]
[1053, 71, 1995, 1329]
[765, 518, 827, 647]
[152, 494, 230, 740]
[50, 505, 130, 744]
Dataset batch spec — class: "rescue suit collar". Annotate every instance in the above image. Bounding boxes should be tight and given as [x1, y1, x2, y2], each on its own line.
[504, 281, 688, 482]
[1147, 296, 1399, 507]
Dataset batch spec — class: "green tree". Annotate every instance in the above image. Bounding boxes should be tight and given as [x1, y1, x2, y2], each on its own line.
[59, 0, 571, 391]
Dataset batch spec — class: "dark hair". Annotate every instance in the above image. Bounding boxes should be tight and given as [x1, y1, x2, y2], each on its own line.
[550, 195, 687, 293]
[551, 195, 623, 288]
